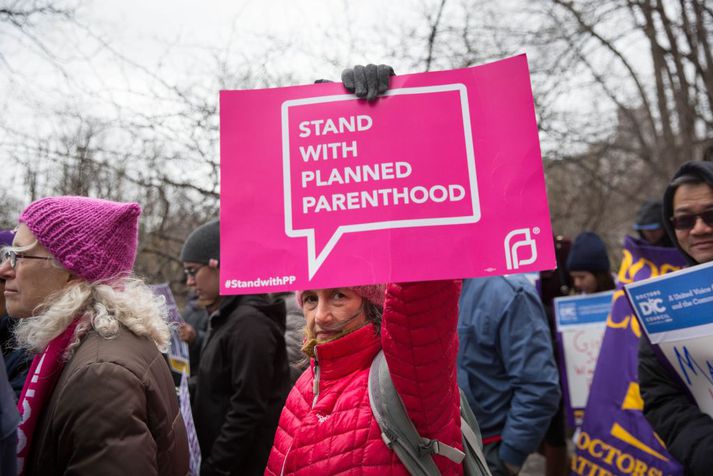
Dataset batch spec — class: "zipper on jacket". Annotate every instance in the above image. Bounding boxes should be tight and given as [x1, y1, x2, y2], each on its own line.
[280, 347, 320, 475]
[312, 347, 320, 408]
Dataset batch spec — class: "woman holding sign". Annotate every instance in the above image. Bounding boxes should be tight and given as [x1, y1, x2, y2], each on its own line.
[265, 65, 466, 476]
[264, 280, 465, 475]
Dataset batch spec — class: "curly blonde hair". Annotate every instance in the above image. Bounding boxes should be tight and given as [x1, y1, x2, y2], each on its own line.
[14, 276, 171, 359]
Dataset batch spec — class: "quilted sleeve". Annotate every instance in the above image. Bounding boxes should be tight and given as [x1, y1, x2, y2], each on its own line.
[380, 280, 463, 471]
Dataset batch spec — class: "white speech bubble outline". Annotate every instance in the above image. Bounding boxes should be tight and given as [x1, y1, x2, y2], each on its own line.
[282, 84, 480, 280]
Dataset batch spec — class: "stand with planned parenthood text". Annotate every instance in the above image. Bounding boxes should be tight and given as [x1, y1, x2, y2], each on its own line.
[626, 261, 713, 418]
[219, 55, 556, 293]
[554, 291, 613, 428]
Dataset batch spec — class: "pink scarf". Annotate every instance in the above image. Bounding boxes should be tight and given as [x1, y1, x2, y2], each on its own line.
[16, 320, 79, 475]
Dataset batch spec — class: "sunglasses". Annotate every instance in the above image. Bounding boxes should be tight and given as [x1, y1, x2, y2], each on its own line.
[1, 248, 53, 270]
[670, 210, 713, 230]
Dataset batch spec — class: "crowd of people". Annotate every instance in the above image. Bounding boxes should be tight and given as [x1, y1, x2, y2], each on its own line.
[0, 66, 711, 476]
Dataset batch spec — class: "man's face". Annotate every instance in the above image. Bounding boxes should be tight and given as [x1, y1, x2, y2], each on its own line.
[672, 183, 713, 264]
[183, 261, 221, 310]
[0, 224, 71, 318]
[570, 271, 598, 294]
[302, 288, 367, 347]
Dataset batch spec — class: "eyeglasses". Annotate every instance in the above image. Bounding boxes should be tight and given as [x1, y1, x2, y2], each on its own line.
[183, 265, 205, 278]
[670, 210, 713, 230]
[0, 248, 53, 270]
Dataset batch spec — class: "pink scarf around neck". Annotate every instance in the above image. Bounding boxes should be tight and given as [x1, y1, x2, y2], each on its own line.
[16, 320, 79, 475]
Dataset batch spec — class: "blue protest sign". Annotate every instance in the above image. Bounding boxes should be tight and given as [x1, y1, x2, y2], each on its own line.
[555, 291, 614, 330]
[625, 260, 713, 342]
[625, 261, 713, 418]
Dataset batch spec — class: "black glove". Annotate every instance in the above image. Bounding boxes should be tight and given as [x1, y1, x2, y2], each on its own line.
[341, 64, 395, 101]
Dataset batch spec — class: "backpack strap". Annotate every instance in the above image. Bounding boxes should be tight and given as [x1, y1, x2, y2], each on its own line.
[459, 390, 493, 476]
[368, 350, 465, 475]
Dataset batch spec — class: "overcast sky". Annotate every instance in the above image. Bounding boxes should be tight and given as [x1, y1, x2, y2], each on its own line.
[1, 0, 653, 206]
[82, 0, 410, 82]
[1, 0, 424, 201]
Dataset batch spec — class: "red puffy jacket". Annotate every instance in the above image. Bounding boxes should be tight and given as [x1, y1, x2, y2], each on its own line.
[265, 280, 463, 475]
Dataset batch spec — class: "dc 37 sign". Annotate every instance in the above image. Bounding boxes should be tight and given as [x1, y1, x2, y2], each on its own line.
[219, 55, 555, 294]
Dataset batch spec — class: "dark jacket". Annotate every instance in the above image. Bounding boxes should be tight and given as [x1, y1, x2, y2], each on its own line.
[639, 337, 713, 475]
[182, 298, 209, 375]
[193, 294, 289, 476]
[639, 160, 713, 475]
[0, 314, 31, 400]
[0, 353, 19, 476]
[25, 326, 190, 476]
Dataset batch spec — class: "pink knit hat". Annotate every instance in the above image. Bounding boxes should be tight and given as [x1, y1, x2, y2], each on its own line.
[19, 196, 141, 282]
[296, 285, 386, 308]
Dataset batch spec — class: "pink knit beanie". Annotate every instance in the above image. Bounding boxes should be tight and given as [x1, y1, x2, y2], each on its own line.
[296, 285, 386, 308]
[19, 196, 141, 283]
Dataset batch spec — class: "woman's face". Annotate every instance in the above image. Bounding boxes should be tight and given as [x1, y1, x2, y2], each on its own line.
[0, 224, 71, 318]
[570, 271, 598, 294]
[302, 288, 367, 346]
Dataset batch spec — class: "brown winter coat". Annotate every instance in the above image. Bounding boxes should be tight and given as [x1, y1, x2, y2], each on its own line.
[24, 326, 190, 476]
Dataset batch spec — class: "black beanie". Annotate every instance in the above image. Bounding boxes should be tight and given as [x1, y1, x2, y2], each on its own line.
[633, 199, 664, 230]
[566, 232, 610, 273]
[180, 219, 219, 265]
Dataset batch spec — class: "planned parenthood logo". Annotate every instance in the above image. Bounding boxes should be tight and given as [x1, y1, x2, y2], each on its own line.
[505, 227, 539, 271]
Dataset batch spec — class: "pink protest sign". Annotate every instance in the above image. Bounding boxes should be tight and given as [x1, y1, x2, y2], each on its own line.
[220, 54, 555, 294]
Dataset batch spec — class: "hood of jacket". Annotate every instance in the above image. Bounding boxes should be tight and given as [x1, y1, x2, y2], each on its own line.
[663, 160, 713, 265]
[217, 294, 286, 331]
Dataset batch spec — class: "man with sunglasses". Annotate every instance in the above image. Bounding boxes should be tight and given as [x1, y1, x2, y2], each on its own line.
[180, 219, 290, 476]
[639, 160, 713, 476]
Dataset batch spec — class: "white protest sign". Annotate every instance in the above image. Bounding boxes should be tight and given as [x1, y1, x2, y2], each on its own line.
[555, 291, 613, 425]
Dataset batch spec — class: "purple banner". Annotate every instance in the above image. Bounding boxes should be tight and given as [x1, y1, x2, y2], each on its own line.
[572, 236, 686, 476]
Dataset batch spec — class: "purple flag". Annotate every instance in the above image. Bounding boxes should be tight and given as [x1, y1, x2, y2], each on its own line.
[572, 236, 686, 476]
